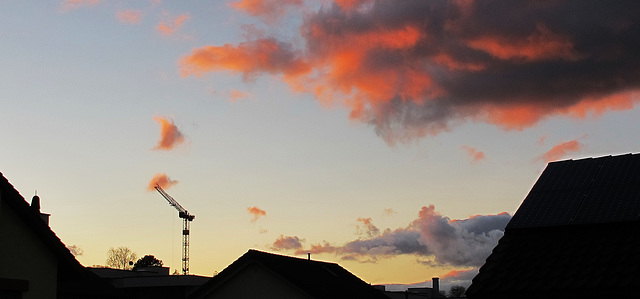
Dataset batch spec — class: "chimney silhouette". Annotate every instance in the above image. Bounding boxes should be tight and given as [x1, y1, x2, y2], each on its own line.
[31, 194, 50, 225]
[432, 277, 440, 298]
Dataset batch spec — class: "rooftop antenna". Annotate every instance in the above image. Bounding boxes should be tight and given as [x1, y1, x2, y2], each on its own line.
[154, 184, 195, 275]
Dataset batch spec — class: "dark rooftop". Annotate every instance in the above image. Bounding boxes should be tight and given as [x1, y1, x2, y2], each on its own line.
[467, 153, 640, 299]
[0, 172, 120, 298]
[190, 249, 390, 299]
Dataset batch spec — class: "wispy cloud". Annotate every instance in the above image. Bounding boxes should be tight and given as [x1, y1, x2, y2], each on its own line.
[116, 10, 142, 24]
[461, 146, 485, 163]
[271, 235, 303, 251]
[152, 116, 184, 151]
[179, 38, 310, 80]
[538, 135, 547, 146]
[270, 205, 510, 268]
[230, 89, 251, 102]
[247, 206, 266, 222]
[157, 14, 189, 36]
[148, 173, 178, 191]
[60, 0, 100, 11]
[539, 139, 582, 162]
[230, 0, 303, 22]
[356, 217, 380, 238]
[181, 0, 640, 145]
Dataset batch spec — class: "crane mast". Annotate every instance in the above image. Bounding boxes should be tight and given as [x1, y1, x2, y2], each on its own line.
[154, 184, 195, 275]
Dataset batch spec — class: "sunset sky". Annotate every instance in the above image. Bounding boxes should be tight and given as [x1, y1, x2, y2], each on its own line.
[2, 0, 639, 289]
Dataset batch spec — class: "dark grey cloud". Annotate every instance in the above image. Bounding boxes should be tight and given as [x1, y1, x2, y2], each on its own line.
[182, 0, 640, 144]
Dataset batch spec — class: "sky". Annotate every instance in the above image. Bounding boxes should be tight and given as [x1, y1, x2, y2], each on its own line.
[1, 0, 639, 290]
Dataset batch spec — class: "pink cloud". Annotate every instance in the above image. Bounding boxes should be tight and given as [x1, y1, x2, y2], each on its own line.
[157, 14, 189, 36]
[538, 135, 547, 145]
[356, 217, 380, 238]
[270, 205, 511, 267]
[247, 206, 266, 222]
[116, 10, 142, 24]
[539, 139, 582, 162]
[461, 146, 486, 163]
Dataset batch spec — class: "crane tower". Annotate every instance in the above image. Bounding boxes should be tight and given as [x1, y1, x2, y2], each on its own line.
[154, 184, 195, 275]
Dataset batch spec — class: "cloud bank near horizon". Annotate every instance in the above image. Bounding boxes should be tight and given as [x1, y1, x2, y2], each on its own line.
[270, 205, 510, 268]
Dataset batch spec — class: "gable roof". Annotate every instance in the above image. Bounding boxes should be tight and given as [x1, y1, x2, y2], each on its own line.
[190, 249, 390, 299]
[0, 172, 119, 297]
[467, 153, 640, 299]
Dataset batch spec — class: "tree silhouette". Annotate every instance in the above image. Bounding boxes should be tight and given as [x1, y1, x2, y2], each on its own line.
[133, 255, 163, 270]
[449, 285, 466, 298]
[106, 247, 137, 270]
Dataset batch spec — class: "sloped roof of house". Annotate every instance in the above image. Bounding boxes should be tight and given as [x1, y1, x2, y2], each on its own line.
[0, 172, 119, 297]
[189, 249, 390, 299]
[466, 153, 640, 299]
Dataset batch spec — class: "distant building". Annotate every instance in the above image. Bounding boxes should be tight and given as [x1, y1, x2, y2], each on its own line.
[380, 277, 443, 298]
[0, 172, 119, 299]
[467, 153, 640, 298]
[189, 249, 390, 299]
[90, 267, 209, 299]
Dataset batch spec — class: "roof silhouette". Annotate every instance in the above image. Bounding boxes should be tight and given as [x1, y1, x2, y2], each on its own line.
[0, 172, 119, 297]
[189, 249, 390, 299]
[467, 153, 640, 299]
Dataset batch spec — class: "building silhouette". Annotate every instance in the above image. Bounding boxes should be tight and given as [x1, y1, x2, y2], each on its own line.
[190, 249, 390, 299]
[0, 172, 120, 298]
[467, 153, 640, 298]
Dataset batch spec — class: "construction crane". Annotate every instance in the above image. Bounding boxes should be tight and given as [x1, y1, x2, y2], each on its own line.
[154, 184, 195, 275]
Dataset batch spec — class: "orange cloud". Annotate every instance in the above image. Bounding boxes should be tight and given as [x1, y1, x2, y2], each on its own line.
[461, 146, 486, 163]
[152, 116, 184, 151]
[180, 1, 640, 144]
[539, 140, 582, 162]
[60, 0, 100, 11]
[566, 91, 638, 119]
[442, 269, 471, 279]
[247, 206, 266, 222]
[230, 89, 251, 102]
[116, 10, 142, 24]
[179, 38, 311, 80]
[467, 24, 581, 62]
[148, 173, 178, 191]
[157, 14, 189, 36]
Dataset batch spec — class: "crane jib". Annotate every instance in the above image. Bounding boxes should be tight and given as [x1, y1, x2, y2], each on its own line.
[153, 184, 195, 275]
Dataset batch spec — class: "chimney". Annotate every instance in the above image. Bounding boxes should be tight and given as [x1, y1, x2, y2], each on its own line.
[31, 195, 50, 225]
[432, 277, 440, 298]
[307, 253, 311, 260]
